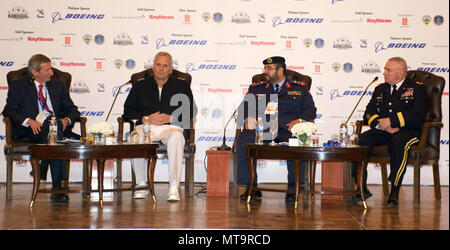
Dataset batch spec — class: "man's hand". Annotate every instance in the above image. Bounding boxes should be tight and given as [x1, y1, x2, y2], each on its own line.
[384, 127, 399, 134]
[144, 112, 172, 125]
[377, 117, 391, 131]
[28, 119, 43, 135]
[60, 118, 70, 131]
[245, 117, 257, 130]
[287, 119, 301, 131]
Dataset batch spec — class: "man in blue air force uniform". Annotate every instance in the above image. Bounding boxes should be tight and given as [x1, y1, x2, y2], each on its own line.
[236, 56, 317, 202]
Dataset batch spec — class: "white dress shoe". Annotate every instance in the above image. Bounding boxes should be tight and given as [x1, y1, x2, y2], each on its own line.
[133, 182, 148, 199]
[167, 186, 180, 201]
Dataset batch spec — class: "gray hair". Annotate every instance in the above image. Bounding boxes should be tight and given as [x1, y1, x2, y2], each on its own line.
[154, 51, 173, 66]
[388, 56, 408, 72]
[28, 54, 51, 74]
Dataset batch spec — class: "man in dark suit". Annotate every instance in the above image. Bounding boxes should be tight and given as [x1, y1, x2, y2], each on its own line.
[123, 51, 197, 201]
[353, 57, 426, 207]
[236, 56, 317, 202]
[2, 54, 80, 202]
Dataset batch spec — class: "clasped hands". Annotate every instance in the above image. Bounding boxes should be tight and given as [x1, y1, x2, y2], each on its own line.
[377, 117, 399, 134]
[142, 112, 171, 125]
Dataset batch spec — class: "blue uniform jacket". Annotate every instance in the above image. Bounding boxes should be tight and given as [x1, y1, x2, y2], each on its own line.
[240, 78, 317, 140]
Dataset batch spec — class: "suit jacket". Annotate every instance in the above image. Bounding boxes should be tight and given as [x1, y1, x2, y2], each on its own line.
[123, 76, 197, 127]
[363, 77, 426, 130]
[240, 78, 317, 140]
[2, 77, 80, 141]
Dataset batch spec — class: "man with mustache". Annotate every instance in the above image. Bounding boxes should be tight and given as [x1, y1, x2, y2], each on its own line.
[236, 56, 317, 202]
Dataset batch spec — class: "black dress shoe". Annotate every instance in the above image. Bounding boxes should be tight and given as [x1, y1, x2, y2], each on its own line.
[50, 193, 69, 202]
[240, 189, 262, 201]
[386, 189, 399, 207]
[285, 192, 296, 202]
[50, 188, 69, 202]
[352, 190, 373, 203]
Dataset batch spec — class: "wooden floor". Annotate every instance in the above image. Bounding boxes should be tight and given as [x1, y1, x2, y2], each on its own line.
[0, 182, 448, 230]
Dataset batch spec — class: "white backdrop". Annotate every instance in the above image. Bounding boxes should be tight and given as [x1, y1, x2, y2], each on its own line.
[1, 0, 448, 186]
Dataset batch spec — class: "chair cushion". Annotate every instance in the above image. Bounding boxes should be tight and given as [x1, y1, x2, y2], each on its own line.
[156, 143, 196, 156]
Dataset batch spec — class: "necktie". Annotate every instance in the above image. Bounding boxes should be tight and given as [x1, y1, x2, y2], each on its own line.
[274, 84, 280, 94]
[38, 84, 53, 116]
[391, 85, 397, 97]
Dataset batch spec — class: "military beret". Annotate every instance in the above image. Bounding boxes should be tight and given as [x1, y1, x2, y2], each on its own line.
[263, 56, 285, 65]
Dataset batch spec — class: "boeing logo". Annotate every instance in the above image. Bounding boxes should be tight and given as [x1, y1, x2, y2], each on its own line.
[80, 111, 104, 117]
[0, 61, 14, 67]
[417, 67, 449, 73]
[156, 38, 207, 49]
[330, 89, 373, 100]
[374, 42, 388, 53]
[185, 63, 236, 73]
[197, 136, 234, 142]
[112, 86, 131, 97]
[272, 16, 323, 27]
[375, 41, 426, 53]
[51, 12, 105, 23]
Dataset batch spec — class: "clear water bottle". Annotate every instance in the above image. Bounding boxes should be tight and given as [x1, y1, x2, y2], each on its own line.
[349, 122, 358, 145]
[255, 117, 264, 144]
[48, 117, 58, 145]
[143, 117, 151, 143]
[339, 121, 348, 146]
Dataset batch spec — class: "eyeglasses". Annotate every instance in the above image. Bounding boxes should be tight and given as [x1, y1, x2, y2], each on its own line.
[263, 66, 278, 71]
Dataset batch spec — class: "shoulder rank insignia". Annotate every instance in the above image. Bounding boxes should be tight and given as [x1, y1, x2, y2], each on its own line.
[251, 80, 265, 87]
[285, 82, 291, 88]
[416, 81, 424, 85]
[135, 77, 146, 82]
[291, 80, 306, 86]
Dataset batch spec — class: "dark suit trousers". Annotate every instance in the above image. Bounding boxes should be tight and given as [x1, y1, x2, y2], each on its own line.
[352, 128, 420, 189]
[236, 129, 306, 190]
[25, 118, 67, 187]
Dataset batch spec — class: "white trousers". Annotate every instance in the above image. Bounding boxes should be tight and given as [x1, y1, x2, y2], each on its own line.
[130, 125, 185, 187]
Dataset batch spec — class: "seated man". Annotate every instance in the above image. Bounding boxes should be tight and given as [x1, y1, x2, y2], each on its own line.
[236, 56, 317, 202]
[2, 54, 80, 202]
[352, 57, 426, 207]
[123, 51, 197, 201]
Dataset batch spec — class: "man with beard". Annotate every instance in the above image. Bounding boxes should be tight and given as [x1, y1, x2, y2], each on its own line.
[236, 56, 317, 202]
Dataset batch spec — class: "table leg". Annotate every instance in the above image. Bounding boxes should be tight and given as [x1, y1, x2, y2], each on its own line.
[358, 161, 368, 209]
[96, 159, 106, 207]
[29, 159, 41, 208]
[294, 160, 301, 209]
[246, 157, 254, 204]
[148, 156, 157, 203]
[82, 159, 90, 200]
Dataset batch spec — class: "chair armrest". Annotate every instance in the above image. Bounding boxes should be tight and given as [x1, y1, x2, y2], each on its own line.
[3, 117, 12, 145]
[416, 121, 443, 151]
[232, 128, 242, 153]
[185, 118, 195, 144]
[75, 116, 87, 137]
[117, 117, 134, 143]
[355, 120, 366, 135]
